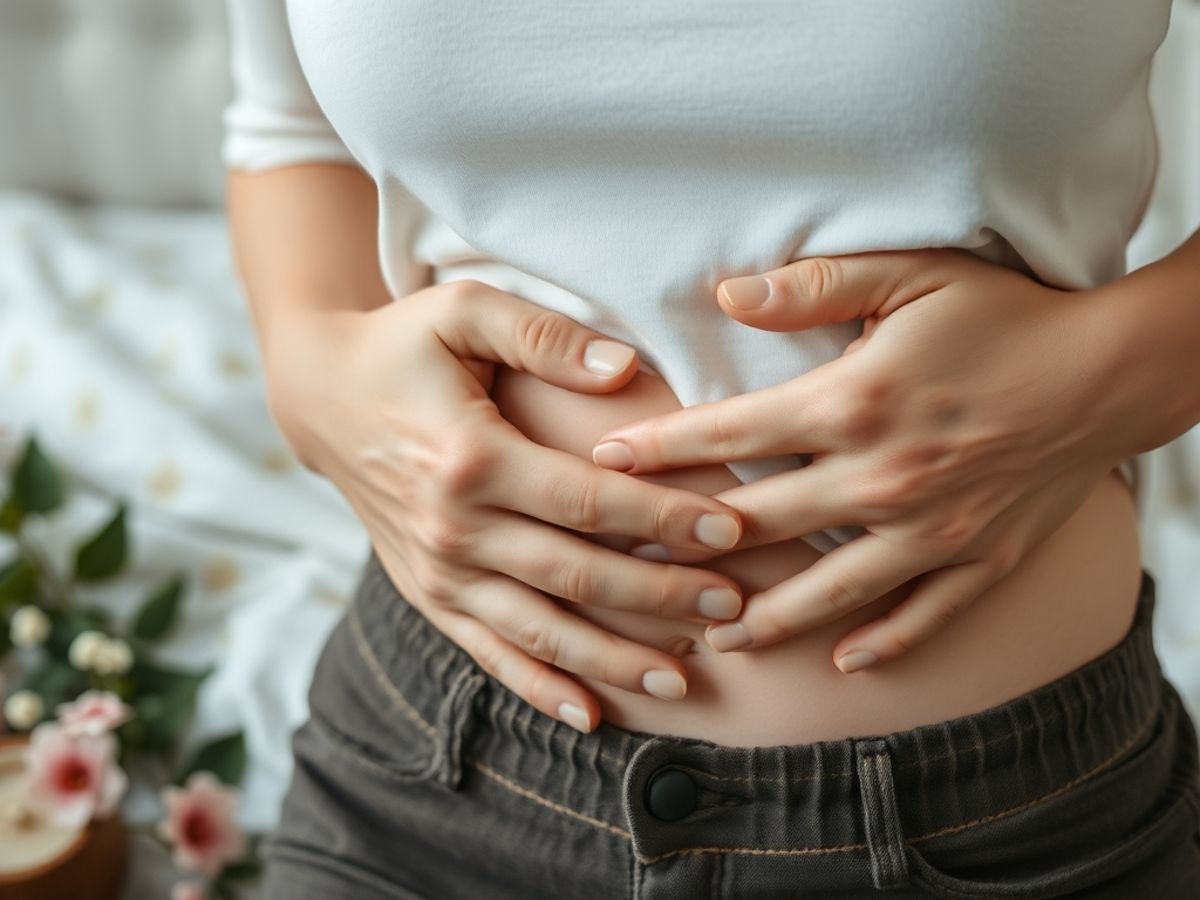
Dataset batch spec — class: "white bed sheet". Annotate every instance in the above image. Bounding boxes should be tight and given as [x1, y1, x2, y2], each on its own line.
[0, 189, 369, 832]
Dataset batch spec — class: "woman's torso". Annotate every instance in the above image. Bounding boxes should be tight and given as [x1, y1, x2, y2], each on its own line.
[289, 0, 1170, 554]
[489, 363, 1143, 744]
[282, 1, 1160, 739]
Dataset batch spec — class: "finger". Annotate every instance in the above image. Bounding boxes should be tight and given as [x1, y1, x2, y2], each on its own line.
[453, 573, 692, 702]
[433, 606, 601, 733]
[716, 249, 964, 332]
[830, 561, 998, 673]
[472, 508, 743, 622]
[484, 425, 744, 551]
[589, 360, 847, 474]
[704, 534, 940, 652]
[427, 279, 642, 393]
[629, 455, 870, 562]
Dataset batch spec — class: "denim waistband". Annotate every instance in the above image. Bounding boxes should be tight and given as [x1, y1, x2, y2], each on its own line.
[347, 552, 1164, 878]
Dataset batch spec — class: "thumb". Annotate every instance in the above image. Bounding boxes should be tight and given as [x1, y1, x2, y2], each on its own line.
[716, 249, 956, 333]
[429, 280, 640, 394]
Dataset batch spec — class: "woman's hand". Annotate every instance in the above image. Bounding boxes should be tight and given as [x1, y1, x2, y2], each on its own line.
[589, 249, 1130, 672]
[262, 279, 748, 733]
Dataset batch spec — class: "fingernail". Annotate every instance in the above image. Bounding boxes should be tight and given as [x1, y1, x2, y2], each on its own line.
[643, 669, 688, 700]
[720, 276, 772, 310]
[697, 587, 741, 620]
[583, 339, 636, 376]
[630, 542, 672, 561]
[836, 649, 878, 674]
[706, 622, 751, 652]
[593, 441, 634, 471]
[558, 702, 592, 733]
[695, 513, 739, 549]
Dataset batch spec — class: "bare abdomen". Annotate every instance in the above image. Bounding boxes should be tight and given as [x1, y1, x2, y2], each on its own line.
[489, 363, 1143, 745]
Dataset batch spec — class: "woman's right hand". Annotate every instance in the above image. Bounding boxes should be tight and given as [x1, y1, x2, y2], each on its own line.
[261, 279, 747, 733]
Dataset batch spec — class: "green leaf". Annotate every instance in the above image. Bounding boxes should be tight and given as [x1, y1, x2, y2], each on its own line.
[132, 574, 185, 641]
[180, 732, 247, 786]
[13, 435, 65, 515]
[0, 494, 22, 533]
[130, 659, 211, 698]
[22, 657, 87, 710]
[0, 558, 38, 609]
[129, 661, 210, 749]
[73, 503, 128, 581]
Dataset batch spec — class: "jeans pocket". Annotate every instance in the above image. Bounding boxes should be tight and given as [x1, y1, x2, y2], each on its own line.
[905, 689, 1200, 899]
[301, 605, 440, 784]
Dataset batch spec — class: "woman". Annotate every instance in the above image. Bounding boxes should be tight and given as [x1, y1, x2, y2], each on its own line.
[223, 0, 1200, 896]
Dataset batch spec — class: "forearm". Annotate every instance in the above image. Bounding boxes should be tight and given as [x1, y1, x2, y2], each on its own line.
[225, 161, 430, 369]
[1088, 227, 1200, 459]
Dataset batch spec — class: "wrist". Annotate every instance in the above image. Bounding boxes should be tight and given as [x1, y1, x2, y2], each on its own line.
[1082, 243, 1200, 458]
[259, 307, 370, 472]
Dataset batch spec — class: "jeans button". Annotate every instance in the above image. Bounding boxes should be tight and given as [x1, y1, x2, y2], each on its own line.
[645, 767, 697, 822]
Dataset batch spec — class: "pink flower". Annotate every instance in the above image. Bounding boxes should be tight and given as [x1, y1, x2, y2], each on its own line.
[158, 772, 246, 878]
[23, 722, 128, 829]
[56, 690, 133, 737]
[171, 882, 208, 900]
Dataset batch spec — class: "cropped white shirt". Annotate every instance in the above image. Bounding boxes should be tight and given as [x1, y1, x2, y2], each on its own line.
[222, 0, 1167, 553]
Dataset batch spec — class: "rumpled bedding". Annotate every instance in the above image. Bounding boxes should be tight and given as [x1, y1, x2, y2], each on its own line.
[0, 189, 369, 831]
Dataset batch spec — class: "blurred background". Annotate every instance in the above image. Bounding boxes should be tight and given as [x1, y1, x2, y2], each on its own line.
[0, 1, 1198, 896]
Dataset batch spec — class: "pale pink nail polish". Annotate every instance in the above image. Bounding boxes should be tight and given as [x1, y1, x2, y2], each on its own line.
[837, 649, 878, 674]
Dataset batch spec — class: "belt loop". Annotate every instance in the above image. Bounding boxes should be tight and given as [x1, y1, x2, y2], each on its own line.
[854, 738, 911, 891]
[430, 663, 487, 792]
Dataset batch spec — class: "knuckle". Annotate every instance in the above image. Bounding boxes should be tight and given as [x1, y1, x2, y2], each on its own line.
[883, 619, 916, 657]
[887, 627, 920, 656]
[791, 256, 842, 300]
[928, 600, 964, 633]
[649, 565, 685, 619]
[432, 435, 494, 498]
[419, 575, 456, 608]
[987, 539, 1024, 579]
[516, 309, 577, 359]
[597, 643, 621, 687]
[522, 662, 554, 708]
[832, 383, 892, 443]
[440, 278, 484, 309]
[707, 406, 745, 460]
[921, 388, 968, 428]
[421, 514, 475, 561]
[852, 468, 920, 517]
[824, 574, 866, 614]
[927, 508, 984, 551]
[513, 618, 561, 664]
[549, 475, 603, 533]
[554, 559, 595, 606]
[649, 490, 679, 543]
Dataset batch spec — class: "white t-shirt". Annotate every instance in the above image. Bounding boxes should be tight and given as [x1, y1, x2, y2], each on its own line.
[222, 0, 1167, 554]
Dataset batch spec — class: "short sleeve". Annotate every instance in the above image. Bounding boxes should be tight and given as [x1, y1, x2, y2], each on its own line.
[221, 0, 359, 171]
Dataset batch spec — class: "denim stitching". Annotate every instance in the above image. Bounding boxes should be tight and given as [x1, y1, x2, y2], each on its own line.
[682, 695, 1138, 785]
[908, 702, 1157, 845]
[458, 698, 1158, 867]
[348, 600, 439, 741]
[467, 756, 632, 840]
[306, 715, 432, 784]
[872, 752, 904, 885]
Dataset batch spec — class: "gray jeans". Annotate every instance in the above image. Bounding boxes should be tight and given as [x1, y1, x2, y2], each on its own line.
[261, 552, 1200, 898]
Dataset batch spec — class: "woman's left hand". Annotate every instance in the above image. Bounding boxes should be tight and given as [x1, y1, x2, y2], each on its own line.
[589, 248, 1133, 672]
